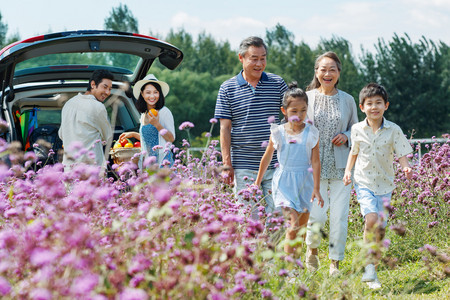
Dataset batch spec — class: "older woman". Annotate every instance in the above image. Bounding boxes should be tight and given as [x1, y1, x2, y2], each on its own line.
[304, 52, 358, 276]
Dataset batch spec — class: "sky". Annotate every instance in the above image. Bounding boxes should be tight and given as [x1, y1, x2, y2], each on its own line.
[1, 0, 449, 57]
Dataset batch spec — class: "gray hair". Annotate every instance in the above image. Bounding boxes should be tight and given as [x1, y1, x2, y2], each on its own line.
[238, 36, 267, 57]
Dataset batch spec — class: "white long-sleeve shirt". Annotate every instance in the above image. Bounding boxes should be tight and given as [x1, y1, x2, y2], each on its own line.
[59, 93, 112, 169]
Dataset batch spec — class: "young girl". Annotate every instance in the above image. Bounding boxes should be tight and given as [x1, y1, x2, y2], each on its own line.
[119, 74, 175, 167]
[255, 82, 324, 256]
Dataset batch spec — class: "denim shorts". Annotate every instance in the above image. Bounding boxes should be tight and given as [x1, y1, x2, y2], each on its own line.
[355, 184, 392, 227]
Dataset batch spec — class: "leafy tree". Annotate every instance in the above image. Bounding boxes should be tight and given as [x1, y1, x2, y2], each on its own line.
[265, 24, 297, 82]
[104, 4, 139, 69]
[0, 12, 8, 47]
[104, 4, 138, 33]
[164, 29, 196, 71]
[157, 68, 227, 140]
[265, 24, 316, 89]
[317, 36, 364, 99]
[360, 34, 449, 137]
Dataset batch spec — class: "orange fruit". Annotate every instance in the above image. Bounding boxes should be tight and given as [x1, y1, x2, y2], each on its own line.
[149, 108, 158, 117]
[124, 143, 134, 148]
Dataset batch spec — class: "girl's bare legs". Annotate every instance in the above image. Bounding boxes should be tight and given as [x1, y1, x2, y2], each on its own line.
[283, 208, 310, 256]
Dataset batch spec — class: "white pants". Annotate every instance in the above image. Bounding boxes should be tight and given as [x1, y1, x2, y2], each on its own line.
[305, 179, 351, 261]
[234, 168, 276, 220]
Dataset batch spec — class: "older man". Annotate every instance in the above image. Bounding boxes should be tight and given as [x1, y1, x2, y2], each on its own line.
[59, 69, 113, 171]
[214, 36, 288, 219]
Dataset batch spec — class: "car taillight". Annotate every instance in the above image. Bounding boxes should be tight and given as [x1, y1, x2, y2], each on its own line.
[0, 35, 45, 57]
[132, 33, 158, 40]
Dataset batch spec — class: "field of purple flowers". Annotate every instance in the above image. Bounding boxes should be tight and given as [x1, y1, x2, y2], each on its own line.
[0, 123, 448, 299]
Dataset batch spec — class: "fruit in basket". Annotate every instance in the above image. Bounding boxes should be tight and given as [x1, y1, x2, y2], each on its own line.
[124, 142, 134, 148]
[149, 108, 158, 117]
[134, 141, 141, 148]
[113, 142, 123, 149]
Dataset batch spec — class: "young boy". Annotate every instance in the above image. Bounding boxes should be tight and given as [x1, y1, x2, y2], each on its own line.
[343, 83, 412, 289]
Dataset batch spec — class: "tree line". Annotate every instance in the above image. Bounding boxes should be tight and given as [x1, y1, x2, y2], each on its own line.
[1, 5, 449, 139]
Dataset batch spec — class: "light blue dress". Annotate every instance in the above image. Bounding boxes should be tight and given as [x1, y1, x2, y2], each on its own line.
[139, 122, 174, 168]
[271, 123, 319, 213]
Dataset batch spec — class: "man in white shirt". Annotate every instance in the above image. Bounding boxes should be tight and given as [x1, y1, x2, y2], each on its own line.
[59, 69, 113, 171]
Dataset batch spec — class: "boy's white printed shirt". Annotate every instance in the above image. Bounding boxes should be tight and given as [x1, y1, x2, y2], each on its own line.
[350, 118, 413, 195]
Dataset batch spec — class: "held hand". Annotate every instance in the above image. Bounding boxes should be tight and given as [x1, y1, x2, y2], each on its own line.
[221, 165, 235, 186]
[119, 132, 133, 143]
[311, 190, 324, 208]
[332, 133, 348, 147]
[343, 171, 352, 186]
[144, 111, 160, 126]
[403, 167, 412, 180]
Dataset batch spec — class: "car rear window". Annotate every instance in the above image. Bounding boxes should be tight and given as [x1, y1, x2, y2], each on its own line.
[15, 52, 141, 74]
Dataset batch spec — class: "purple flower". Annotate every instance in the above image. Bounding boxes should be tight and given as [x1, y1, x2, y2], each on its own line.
[159, 129, 168, 136]
[278, 269, 288, 276]
[289, 139, 297, 144]
[30, 288, 52, 300]
[307, 167, 313, 173]
[154, 187, 172, 205]
[209, 118, 218, 124]
[179, 121, 195, 130]
[261, 141, 269, 148]
[288, 115, 300, 122]
[0, 276, 11, 296]
[30, 248, 58, 267]
[119, 288, 148, 300]
[267, 116, 276, 124]
[383, 239, 391, 249]
[143, 156, 157, 168]
[71, 273, 99, 295]
[261, 289, 272, 298]
[0, 119, 8, 133]
[422, 244, 437, 255]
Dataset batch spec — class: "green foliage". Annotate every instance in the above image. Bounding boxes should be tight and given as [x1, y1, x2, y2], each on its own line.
[156, 68, 226, 140]
[0, 12, 20, 48]
[265, 24, 316, 89]
[103, 4, 138, 33]
[162, 30, 240, 77]
[360, 34, 450, 138]
[0, 12, 7, 47]
[317, 35, 365, 99]
[104, 4, 139, 69]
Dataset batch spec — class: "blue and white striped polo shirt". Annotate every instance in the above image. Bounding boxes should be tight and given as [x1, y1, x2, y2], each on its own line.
[214, 71, 288, 170]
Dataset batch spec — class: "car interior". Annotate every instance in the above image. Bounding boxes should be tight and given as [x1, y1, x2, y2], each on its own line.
[9, 87, 140, 163]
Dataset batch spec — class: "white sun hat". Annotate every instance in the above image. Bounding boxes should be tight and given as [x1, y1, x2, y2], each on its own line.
[132, 74, 170, 99]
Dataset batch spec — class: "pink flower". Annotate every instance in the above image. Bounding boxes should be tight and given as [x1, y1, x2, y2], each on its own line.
[119, 288, 148, 300]
[261, 141, 269, 148]
[288, 115, 300, 122]
[30, 288, 52, 300]
[209, 118, 218, 124]
[179, 121, 195, 130]
[159, 129, 168, 136]
[289, 139, 297, 144]
[30, 248, 58, 267]
[0, 276, 11, 296]
[267, 116, 276, 124]
[71, 273, 99, 295]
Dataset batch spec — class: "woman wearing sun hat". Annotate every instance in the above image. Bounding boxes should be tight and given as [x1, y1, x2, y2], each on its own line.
[119, 74, 175, 167]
